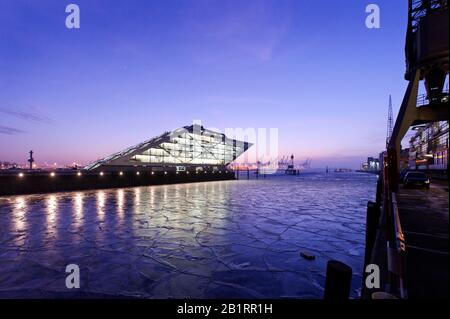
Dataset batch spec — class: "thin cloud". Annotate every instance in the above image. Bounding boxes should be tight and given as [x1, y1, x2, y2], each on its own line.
[0, 125, 26, 135]
[0, 108, 52, 124]
[182, 0, 292, 63]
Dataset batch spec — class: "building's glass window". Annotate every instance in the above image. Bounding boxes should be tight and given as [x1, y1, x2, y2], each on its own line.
[131, 131, 246, 165]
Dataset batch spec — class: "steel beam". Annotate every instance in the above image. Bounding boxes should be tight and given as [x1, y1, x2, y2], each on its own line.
[389, 70, 421, 164]
[412, 102, 450, 125]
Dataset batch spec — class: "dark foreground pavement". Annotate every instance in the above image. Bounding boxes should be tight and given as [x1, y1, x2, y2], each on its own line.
[397, 179, 449, 299]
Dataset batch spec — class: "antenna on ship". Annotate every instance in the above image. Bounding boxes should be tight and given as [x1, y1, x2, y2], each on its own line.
[386, 94, 393, 148]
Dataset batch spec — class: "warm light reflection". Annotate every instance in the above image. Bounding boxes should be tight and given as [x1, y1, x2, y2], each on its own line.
[46, 195, 58, 232]
[12, 196, 27, 232]
[134, 188, 141, 207]
[163, 185, 168, 201]
[97, 191, 106, 219]
[117, 189, 124, 218]
[74, 192, 84, 228]
[150, 187, 155, 205]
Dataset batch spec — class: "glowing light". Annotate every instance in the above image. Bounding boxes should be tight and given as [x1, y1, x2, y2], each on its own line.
[151, 171, 154, 175]
[119, 171, 123, 176]
[186, 171, 189, 174]
[18, 173, 24, 178]
[164, 171, 167, 175]
[176, 171, 179, 175]
[100, 171, 104, 176]
[136, 171, 140, 175]
[50, 172, 55, 177]
[77, 172, 82, 176]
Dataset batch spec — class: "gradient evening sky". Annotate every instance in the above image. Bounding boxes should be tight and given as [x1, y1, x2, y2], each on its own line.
[1, 0, 411, 168]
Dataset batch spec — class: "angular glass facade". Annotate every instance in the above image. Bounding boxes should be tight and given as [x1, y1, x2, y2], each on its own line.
[84, 125, 251, 171]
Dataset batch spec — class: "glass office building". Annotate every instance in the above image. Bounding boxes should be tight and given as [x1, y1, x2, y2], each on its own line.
[84, 124, 252, 172]
[409, 121, 449, 170]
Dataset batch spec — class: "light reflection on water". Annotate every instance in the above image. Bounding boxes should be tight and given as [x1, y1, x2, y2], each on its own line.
[74, 192, 83, 230]
[46, 195, 58, 235]
[13, 197, 27, 233]
[96, 190, 106, 220]
[0, 171, 376, 298]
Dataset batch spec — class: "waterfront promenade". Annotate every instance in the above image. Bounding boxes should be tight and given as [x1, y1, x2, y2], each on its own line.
[397, 179, 449, 298]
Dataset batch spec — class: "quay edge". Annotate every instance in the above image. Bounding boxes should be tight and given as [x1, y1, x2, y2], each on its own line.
[0, 170, 235, 196]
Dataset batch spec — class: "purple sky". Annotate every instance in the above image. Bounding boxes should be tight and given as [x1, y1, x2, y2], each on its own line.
[0, 0, 411, 168]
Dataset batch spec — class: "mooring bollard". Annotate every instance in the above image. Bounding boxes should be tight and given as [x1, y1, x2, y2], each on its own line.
[323, 260, 353, 300]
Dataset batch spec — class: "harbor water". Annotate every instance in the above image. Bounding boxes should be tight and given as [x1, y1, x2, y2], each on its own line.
[0, 170, 377, 298]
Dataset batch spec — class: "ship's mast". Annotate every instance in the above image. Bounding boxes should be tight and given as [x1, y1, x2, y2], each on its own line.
[386, 95, 393, 148]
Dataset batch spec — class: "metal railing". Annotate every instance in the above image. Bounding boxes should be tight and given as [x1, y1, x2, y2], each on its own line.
[388, 192, 408, 298]
[416, 89, 449, 107]
[382, 152, 408, 299]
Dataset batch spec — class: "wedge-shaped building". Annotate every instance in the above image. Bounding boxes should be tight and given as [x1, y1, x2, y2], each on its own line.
[84, 124, 252, 172]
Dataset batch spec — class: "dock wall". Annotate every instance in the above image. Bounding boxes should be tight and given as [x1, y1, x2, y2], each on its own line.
[0, 171, 235, 196]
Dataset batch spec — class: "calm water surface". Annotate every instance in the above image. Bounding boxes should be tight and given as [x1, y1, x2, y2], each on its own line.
[0, 171, 376, 298]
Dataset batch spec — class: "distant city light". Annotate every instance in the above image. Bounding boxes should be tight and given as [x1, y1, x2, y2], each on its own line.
[119, 171, 123, 176]
[136, 171, 140, 175]
[151, 171, 154, 175]
[77, 172, 82, 176]
[100, 172, 104, 176]
[186, 171, 189, 174]
[164, 171, 167, 175]
[18, 173, 24, 178]
[50, 172, 55, 177]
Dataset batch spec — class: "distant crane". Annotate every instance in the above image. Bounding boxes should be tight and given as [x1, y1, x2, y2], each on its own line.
[386, 94, 393, 148]
[301, 158, 312, 169]
[277, 156, 311, 170]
